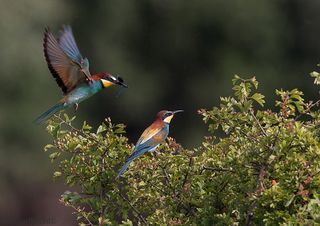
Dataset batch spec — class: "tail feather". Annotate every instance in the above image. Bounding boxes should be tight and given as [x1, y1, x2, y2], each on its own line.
[117, 150, 146, 177]
[34, 103, 66, 124]
[117, 160, 132, 177]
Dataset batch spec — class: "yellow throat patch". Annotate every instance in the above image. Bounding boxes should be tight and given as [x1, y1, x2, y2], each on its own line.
[164, 115, 174, 124]
[101, 79, 114, 88]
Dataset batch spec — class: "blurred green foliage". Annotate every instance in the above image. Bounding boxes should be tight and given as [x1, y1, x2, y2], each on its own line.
[45, 73, 320, 225]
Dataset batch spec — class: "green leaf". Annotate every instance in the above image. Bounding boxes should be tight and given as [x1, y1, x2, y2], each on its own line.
[82, 121, 92, 130]
[44, 144, 54, 152]
[232, 74, 241, 85]
[251, 93, 265, 106]
[115, 124, 126, 134]
[53, 171, 62, 178]
[49, 152, 60, 160]
[97, 124, 107, 134]
[310, 71, 320, 85]
[285, 194, 296, 207]
[51, 124, 60, 138]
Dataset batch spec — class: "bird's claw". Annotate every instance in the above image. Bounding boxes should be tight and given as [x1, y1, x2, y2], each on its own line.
[74, 103, 79, 112]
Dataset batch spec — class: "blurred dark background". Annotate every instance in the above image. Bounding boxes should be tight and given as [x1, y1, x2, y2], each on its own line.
[0, 0, 319, 225]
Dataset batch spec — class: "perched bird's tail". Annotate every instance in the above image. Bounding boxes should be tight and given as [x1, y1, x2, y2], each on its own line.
[117, 151, 145, 177]
[34, 103, 65, 124]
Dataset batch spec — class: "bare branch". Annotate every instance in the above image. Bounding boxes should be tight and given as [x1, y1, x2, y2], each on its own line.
[62, 200, 94, 226]
[53, 114, 100, 143]
[181, 157, 193, 188]
[118, 193, 148, 225]
[250, 110, 268, 137]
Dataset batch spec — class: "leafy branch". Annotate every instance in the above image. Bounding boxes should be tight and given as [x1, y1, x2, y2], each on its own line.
[44, 71, 320, 225]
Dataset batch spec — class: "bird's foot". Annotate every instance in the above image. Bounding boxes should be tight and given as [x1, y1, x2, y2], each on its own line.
[74, 103, 79, 112]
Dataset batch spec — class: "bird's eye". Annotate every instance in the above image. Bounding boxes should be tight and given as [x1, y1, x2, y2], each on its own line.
[164, 112, 172, 118]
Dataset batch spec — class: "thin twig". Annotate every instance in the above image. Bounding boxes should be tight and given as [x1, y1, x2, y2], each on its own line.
[161, 166, 174, 190]
[295, 99, 320, 121]
[64, 202, 94, 226]
[250, 110, 268, 137]
[245, 126, 280, 225]
[119, 193, 148, 225]
[99, 158, 107, 226]
[245, 165, 266, 226]
[53, 114, 100, 143]
[181, 157, 193, 188]
[201, 166, 236, 173]
[54, 114, 115, 157]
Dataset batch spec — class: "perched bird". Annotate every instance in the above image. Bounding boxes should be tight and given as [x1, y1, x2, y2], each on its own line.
[34, 25, 127, 124]
[117, 110, 183, 177]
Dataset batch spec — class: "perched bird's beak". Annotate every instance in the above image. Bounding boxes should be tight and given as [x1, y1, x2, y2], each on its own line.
[173, 110, 184, 114]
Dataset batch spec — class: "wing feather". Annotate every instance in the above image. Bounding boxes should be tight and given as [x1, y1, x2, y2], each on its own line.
[58, 25, 83, 63]
[43, 27, 88, 93]
[136, 121, 164, 146]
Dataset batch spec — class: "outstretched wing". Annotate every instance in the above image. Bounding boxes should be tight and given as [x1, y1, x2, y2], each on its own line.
[58, 25, 91, 79]
[58, 25, 82, 62]
[43, 27, 89, 94]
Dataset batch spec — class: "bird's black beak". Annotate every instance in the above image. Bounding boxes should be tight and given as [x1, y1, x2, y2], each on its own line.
[116, 76, 128, 88]
[173, 110, 184, 114]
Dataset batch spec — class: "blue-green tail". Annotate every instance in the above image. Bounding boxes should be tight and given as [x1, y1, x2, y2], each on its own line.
[34, 103, 66, 124]
[117, 160, 133, 177]
[117, 149, 146, 177]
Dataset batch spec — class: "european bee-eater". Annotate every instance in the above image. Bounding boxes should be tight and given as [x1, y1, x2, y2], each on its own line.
[117, 110, 183, 177]
[34, 25, 127, 124]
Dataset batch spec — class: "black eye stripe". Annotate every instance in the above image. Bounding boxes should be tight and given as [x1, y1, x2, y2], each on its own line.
[164, 112, 172, 118]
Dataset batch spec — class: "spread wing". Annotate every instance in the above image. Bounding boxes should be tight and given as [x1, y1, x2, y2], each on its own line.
[58, 25, 83, 63]
[58, 25, 91, 79]
[43, 27, 89, 94]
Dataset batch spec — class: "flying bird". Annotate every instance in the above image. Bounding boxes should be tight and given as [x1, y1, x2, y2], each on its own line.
[34, 25, 127, 124]
[117, 110, 183, 177]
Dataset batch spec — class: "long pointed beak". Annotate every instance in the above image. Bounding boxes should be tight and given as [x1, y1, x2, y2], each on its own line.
[117, 81, 128, 88]
[173, 110, 184, 114]
[116, 76, 128, 88]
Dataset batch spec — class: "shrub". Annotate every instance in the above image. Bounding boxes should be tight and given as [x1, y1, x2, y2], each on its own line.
[45, 69, 320, 225]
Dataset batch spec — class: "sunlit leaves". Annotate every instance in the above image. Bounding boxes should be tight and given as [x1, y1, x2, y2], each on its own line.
[198, 74, 320, 225]
[44, 73, 320, 225]
[251, 93, 265, 107]
[310, 65, 320, 85]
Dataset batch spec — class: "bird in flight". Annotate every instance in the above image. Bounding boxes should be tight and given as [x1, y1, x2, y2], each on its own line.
[35, 25, 127, 124]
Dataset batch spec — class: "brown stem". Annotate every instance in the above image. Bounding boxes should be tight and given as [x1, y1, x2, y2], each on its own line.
[53, 114, 100, 143]
[295, 99, 320, 121]
[250, 110, 268, 137]
[64, 202, 94, 226]
[181, 157, 193, 188]
[201, 166, 236, 174]
[245, 165, 266, 226]
[119, 193, 148, 225]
